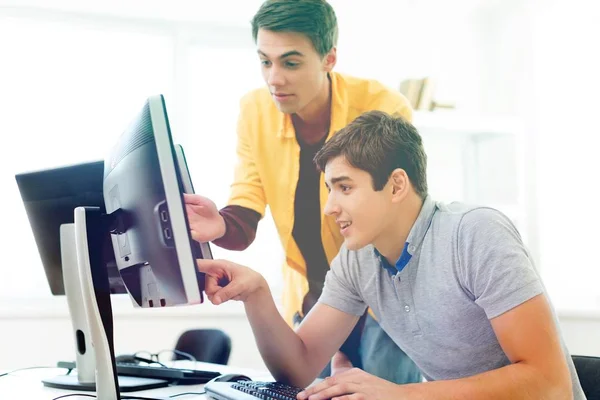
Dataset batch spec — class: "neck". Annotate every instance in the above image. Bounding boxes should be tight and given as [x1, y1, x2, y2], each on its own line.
[292, 74, 332, 142]
[373, 194, 424, 265]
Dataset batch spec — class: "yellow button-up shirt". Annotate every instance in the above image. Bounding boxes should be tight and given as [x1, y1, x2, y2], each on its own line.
[228, 72, 413, 324]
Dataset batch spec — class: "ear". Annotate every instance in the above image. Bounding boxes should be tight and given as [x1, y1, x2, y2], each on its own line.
[389, 168, 410, 203]
[323, 47, 337, 72]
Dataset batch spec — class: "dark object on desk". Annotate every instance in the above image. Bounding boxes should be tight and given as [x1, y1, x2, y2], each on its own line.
[116, 362, 221, 385]
[174, 329, 232, 365]
[209, 373, 252, 383]
[205, 380, 304, 400]
[115, 354, 139, 364]
[572, 355, 600, 400]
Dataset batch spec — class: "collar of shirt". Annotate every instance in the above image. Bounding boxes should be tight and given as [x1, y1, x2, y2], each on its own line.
[374, 195, 438, 274]
[276, 72, 348, 140]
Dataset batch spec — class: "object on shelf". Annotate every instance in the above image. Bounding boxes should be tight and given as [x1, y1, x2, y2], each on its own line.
[399, 77, 455, 111]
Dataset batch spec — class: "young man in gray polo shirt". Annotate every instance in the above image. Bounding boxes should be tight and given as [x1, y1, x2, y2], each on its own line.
[196, 110, 585, 399]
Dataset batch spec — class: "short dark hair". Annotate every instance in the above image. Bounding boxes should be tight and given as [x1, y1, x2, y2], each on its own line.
[314, 110, 428, 199]
[251, 0, 338, 57]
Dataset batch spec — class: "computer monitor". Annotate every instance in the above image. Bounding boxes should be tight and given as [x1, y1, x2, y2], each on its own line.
[15, 161, 169, 392]
[103, 94, 208, 307]
[66, 94, 209, 399]
[16, 154, 210, 309]
[15, 161, 127, 296]
[15, 95, 213, 398]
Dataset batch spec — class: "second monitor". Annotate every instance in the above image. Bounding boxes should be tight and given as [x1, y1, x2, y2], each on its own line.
[103, 95, 211, 307]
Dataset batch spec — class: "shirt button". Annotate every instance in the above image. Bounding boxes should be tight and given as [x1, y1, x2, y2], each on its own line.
[408, 245, 416, 253]
[404, 305, 410, 312]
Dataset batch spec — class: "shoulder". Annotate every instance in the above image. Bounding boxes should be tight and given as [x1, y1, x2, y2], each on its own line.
[239, 87, 276, 116]
[430, 202, 521, 246]
[456, 206, 520, 241]
[336, 72, 413, 121]
[435, 202, 512, 227]
[237, 87, 280, 141]
[441, 205, 526, 269]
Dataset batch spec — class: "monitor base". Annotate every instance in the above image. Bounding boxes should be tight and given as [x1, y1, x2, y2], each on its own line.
[42, 374, 168, 392]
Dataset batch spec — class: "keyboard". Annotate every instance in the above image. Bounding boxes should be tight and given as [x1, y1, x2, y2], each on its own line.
[116, 362, 221, 385]
[205, 380, 304, 400]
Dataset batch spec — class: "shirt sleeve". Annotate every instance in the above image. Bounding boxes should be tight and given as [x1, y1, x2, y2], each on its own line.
[226, 95, 267, 217]
[365, 86, 413, 123]
[212, 205, 260, 251]
[457, 208, 544, 319]
[318, 248, 367, 316]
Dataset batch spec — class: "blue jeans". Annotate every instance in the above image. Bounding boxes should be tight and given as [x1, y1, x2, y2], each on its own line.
[320, 313, 422, 384]
[360, 313, 422, 383]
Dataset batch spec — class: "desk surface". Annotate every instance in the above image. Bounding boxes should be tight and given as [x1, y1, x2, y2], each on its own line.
[0, 361, 272, 399]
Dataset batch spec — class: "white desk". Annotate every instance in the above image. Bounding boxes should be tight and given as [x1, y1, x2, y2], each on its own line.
[0, 361, 272, 399]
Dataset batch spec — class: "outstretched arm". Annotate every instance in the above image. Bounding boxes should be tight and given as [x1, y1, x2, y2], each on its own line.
[197, 259, 359, 388]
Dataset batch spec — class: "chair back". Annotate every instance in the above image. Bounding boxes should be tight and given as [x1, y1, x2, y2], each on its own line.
[573, 355, 600, 400]
[174, 329, 232, 365]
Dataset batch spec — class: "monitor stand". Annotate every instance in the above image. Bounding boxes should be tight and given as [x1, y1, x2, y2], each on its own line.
[41, 374, 168, 392]
[41, 209, 168, 397]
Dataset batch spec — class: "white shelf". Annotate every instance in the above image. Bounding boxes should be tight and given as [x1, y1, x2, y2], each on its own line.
[413, 110, 523, 138]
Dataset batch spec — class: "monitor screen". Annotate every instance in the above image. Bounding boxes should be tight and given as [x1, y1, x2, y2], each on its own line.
[103, 94, 207, 307]
[15, 161, 127, 295]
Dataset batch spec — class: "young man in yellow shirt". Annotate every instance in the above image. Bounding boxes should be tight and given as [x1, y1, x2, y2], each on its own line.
[185, 0, 420, 383]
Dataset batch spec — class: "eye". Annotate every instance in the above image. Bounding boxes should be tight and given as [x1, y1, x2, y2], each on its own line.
[284, 61, 299, 68]
[260, 59, 271, 67]
[340, 185, 351, 193]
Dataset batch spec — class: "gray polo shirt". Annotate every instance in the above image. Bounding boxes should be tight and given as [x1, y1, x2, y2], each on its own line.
[319, 196, 585, 398]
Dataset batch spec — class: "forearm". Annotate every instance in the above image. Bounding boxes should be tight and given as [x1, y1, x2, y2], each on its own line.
[399, 362, 571, 400]
[244, 289, 315, 387]
[213, 205, 260, 250]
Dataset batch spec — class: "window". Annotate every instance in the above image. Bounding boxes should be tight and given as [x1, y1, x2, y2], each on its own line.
[0, 15, 173, 299]
[0, 12, 285, 303]
[4, 2, 597, 316]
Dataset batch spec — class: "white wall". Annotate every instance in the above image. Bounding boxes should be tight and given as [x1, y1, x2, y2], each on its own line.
[559, 314, 600, 357]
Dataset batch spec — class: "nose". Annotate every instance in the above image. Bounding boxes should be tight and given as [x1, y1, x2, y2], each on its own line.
[324, 193, 340, 217]
[267, 65, 285, 87]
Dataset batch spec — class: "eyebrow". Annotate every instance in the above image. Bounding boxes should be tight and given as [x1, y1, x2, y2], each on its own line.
[257, 50, 305, 59]
[329, 176, 352, 186]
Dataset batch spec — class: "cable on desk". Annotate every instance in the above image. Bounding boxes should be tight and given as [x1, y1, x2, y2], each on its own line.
[51, 395, 164, 400]
[120, 393, 207, 399]
[50, 391, 208, 400]
[169, 391, 206, 397]
[0, 366, 72, 378]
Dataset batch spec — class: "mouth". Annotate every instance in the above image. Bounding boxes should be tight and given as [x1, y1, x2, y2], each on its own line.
[272, 93, 293, 100]
[338, 221, 352, 234]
